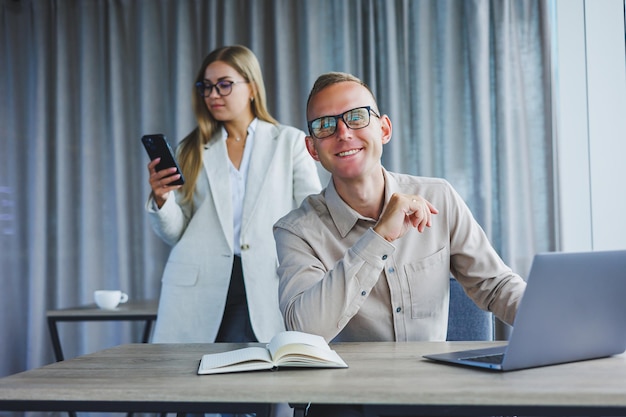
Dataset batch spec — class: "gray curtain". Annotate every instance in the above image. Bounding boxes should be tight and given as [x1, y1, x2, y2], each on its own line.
[0, 0, 554, 384]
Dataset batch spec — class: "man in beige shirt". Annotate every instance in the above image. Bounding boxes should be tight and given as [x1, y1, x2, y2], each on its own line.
[274, 72, 526, 349]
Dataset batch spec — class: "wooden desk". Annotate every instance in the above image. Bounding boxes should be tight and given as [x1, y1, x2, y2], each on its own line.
[46, 300, 158, 361]
[1, 341, 625, 417]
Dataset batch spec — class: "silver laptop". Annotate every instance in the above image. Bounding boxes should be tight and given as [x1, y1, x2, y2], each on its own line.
[423, 250, 626, 371]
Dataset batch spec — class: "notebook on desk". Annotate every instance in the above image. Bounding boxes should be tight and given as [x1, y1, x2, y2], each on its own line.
[423, 250, 626, 371]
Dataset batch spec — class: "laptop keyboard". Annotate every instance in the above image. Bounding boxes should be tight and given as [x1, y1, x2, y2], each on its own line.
[462, 353, 505, 364]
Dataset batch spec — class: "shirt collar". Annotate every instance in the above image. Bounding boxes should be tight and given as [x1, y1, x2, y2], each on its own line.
[325, 167, 399, 238]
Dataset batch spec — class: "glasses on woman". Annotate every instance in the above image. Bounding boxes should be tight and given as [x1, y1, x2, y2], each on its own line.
[195, 80, 248, 97]
[307, 106, 380, 139]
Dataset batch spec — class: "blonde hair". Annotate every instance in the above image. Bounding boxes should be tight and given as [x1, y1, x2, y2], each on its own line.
[177, 45, 278, 203]
[306, 72, 378, 115]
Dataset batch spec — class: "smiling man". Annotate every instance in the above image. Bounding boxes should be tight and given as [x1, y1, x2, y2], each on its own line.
[273, 72, 526, 415]
[273, 71, 526, 345]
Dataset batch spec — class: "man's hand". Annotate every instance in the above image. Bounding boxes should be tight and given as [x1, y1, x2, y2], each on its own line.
[373, 193, 438, 242]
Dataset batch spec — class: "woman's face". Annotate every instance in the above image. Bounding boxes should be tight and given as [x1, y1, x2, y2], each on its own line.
[200, 61, 254, 123]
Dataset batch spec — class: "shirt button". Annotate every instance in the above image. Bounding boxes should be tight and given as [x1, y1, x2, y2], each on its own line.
[382, 254, 388, 260]
[396, 307, 402, 313]
[388, 267, 395, 273]
[361, 291, 367, 296]
[240, 244, 250, 250]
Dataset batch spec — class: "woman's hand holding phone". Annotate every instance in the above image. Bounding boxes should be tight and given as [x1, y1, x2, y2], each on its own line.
[142, 134, 185, 209]
[147, 158, 182, 208]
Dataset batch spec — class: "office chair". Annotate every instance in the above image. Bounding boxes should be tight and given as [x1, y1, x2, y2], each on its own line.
[447, 277, 494, 341]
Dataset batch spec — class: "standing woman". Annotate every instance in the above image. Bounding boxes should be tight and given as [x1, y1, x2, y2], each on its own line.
[146, 45, 321, 344]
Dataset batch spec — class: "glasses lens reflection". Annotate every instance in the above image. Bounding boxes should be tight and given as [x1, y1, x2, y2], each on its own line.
[196, 81, 235, 97]
[309, 107, 376, 139]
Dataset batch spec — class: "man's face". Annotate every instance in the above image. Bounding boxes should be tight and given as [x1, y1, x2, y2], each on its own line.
[305, 82, 392, 183]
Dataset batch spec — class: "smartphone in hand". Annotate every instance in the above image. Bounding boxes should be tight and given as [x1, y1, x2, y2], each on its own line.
[141, 134, 185, 186]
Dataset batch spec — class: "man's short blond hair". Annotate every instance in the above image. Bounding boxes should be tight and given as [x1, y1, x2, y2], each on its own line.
[306, 72, 378, 114]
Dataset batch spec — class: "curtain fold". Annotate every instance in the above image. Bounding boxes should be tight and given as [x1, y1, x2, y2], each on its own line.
[0, 0, 554, 390]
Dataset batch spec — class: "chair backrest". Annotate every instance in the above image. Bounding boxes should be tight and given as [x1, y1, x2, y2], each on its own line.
[447, 277, 494, 341]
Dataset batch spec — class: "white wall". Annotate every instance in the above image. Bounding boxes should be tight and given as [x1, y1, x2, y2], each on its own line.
[554, 0, 626, 251]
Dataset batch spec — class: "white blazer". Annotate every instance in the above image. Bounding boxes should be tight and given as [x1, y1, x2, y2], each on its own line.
[147, 121, 321, 343]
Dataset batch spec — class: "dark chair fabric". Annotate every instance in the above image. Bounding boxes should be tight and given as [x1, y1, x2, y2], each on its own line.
[447, 277, 494, 341]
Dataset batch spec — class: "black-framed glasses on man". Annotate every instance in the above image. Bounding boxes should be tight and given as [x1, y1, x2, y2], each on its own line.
[195, 80, 249, 97]
[307, 106, 381, 139]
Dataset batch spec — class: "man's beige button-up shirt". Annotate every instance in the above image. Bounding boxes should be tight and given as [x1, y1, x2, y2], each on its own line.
[274, 169, 526, 342]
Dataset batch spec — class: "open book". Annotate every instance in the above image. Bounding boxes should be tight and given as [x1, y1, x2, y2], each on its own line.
[197, 330, 348, 375]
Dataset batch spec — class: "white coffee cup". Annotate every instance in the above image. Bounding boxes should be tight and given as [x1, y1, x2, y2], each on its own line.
[94, 290, 129, 310]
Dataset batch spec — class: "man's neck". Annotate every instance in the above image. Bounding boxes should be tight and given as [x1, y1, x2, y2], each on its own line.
[333, 167, 386, 220]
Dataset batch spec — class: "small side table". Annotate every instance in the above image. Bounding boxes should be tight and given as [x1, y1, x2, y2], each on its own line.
[47, 299, 158, 362]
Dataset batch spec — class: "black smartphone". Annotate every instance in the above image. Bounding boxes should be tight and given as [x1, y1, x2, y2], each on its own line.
[141, 134, 185, 185]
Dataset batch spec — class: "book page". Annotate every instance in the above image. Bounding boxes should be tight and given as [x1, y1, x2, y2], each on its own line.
[198, 346, 274, 375]
[267, 331, 331, 358]
[273, 343, 348, 368]
[267, 331, 348, 369]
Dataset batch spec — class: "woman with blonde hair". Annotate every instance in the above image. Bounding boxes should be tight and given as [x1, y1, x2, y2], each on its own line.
[146, 45, 321, 346]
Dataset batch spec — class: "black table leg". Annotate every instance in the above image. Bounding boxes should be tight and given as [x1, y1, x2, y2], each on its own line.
[141, 319, 155, 343]
[291, 403, 307, 417]
[47, 317, 64, 362]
